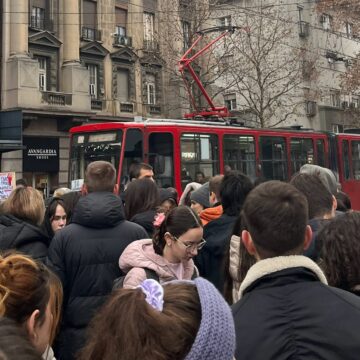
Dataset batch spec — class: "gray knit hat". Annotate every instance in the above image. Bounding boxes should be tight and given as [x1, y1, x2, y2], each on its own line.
[190, 182, 210, 208]
[300, 164, 338, 195]
[185, 277, 236, 360]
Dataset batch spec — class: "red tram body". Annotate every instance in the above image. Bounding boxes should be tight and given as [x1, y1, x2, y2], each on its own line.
[69, 119, 360, 210]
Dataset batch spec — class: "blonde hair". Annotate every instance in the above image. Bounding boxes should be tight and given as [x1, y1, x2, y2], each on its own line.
[0, 253, 62, 345]
[2, 187, 45, 226]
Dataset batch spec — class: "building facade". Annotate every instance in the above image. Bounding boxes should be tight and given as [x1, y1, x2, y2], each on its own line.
[0, 0, 196, 194]
[212, 0, 360, 130]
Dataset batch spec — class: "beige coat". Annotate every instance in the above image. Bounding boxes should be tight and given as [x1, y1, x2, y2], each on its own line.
[229, 235, 241, 303]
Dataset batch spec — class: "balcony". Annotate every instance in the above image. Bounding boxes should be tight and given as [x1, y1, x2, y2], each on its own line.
[42, 91, 72, 106]
[114, 35, 132, 47]
[81, 27, 102, 41]
[30, 16, 53, 31]
[147, 104, 161, 114]
[120, 102, 134, 113]
[143, 39, 160, 52]
[91, 99, 104, 110]
[299, 21, 310, 38]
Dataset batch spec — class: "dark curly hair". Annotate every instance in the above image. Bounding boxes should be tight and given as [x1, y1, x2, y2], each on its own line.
[152, 206, 202, 255]
[317, 211, 360, 292]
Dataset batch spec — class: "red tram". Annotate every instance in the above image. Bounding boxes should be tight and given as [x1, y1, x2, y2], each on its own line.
[69, 119, 360, 210]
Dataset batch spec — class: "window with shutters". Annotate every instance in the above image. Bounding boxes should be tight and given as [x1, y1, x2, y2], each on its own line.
[146, 73, 156, 105]
[35, 56, 48, 91]
[144, 12, 155, 42]
[117, 69, 129, 102]
[87, 64, 98, 98]
[82, 0, 100, 40]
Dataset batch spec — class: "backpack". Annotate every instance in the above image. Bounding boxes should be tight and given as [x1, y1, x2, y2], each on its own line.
[113, 268, 159, 290]
[113, 267, 198, 290]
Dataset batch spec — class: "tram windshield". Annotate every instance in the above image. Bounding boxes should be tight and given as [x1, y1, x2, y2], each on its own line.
[70, 130, 122, 183]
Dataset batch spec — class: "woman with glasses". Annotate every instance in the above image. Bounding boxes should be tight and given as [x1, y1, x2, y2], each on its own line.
[119, 206, 205, 288]
[42, 197, 67, 240]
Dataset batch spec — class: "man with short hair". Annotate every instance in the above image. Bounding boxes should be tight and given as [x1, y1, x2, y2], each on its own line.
[195, 171, 253, 290]
[129, 162, 154, 181]
[232, 181, 360, 360]
[290, 173, 336, 260]
[199, 175, 224, 225]
[47, 161, 147, 360]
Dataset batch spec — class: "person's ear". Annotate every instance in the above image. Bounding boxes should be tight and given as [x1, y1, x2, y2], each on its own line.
[303, 225, 313, 250]
[81, 184, 88, 195]
[241, 230, 257, 256]
[113, 183, 119, 195]
[332, 195, 337, 216]
[26, 309, 40, 345]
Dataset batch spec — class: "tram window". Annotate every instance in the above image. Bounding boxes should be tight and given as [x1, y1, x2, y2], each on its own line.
[342, 140, 351, 180]
[180, 133, 219, 189]
[149, 133, 174, 188]
[351, 141, 360, 180]
[223, 135, 256, 180]
[290, 138, 314, 174]
[259, 136, 288, 181]
[121, 129, 143, 188]
[316, 139, 326, 167]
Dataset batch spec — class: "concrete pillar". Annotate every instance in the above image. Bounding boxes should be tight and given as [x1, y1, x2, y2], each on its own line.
[10, 0, 29, 56]
[63, 0, 80, 63]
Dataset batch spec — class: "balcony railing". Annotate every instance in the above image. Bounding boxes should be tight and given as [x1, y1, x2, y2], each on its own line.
[82, 27, 102, 41]
[299, 21, 310, 38]
[113, 34, 132, 47]
[120, 102, 134, 113]
[143, 39, 160, 52]
[91, 99, 104, 110]
[30, 16, 53, 31]
[42, 91, 72, 106]
[148, 104, 161, 114]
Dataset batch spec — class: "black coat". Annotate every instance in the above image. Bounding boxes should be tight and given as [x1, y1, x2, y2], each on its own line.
[130, 209, 157, 237]
[47, 192, 147, 360]
[194, 214, 237, 291]
[0, 214, 49, 262]
[232, 263, 360, 360]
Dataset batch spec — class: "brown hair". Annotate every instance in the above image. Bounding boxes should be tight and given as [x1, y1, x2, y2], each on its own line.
[84, 161, 116, 193]
[2, 187, 45, 226]
[242, 181, 308, 258]
[0, 253, 62, 345]
[318, 212, 360, 292]
[290, 173, 333, 219]
[209, 174, 224, 202]
[79, 282, 201, 360]
[153, 206, 202, 255]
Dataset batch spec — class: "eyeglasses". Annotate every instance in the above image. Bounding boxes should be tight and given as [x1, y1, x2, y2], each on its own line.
[171, 235, 206, 252]
[52, 215, 67, 222]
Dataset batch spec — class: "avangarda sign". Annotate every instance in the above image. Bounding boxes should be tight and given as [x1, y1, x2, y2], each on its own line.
[23, 137, 59, 172]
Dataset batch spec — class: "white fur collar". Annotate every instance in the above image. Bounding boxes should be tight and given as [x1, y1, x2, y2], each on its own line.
[238, 255, 327, 299]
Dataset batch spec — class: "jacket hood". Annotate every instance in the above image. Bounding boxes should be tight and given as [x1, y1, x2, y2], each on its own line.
[0, 214, 49, 249]
[72, 192, 125, 228]
[119, 239, 195, 279]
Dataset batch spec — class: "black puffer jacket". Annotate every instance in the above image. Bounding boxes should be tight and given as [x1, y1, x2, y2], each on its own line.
[47, 192, 147, 360]
[0, 214, 49, 262]
[232, 256, 360, 360]
[130, 209, 157, 237]
[195, 214, 237, 291]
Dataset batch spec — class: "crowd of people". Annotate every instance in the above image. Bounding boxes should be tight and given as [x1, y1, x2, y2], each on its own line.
[1, 160, 360, 359]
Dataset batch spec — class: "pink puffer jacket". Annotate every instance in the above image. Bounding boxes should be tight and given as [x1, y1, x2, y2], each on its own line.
[119, 239, 197, 288]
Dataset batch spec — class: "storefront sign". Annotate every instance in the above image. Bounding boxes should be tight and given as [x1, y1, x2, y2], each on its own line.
[0, 172, 16, 200]
[23, 137, 59, 172]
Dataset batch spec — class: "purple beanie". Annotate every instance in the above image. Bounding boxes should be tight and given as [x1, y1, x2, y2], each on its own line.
[184, 277, 236, 360]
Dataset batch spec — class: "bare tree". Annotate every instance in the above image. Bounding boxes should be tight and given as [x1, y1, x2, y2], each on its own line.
[213, 4, 319, 128]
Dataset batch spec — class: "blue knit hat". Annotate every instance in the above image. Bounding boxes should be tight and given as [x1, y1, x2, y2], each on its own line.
[185, 277, 236, 360]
